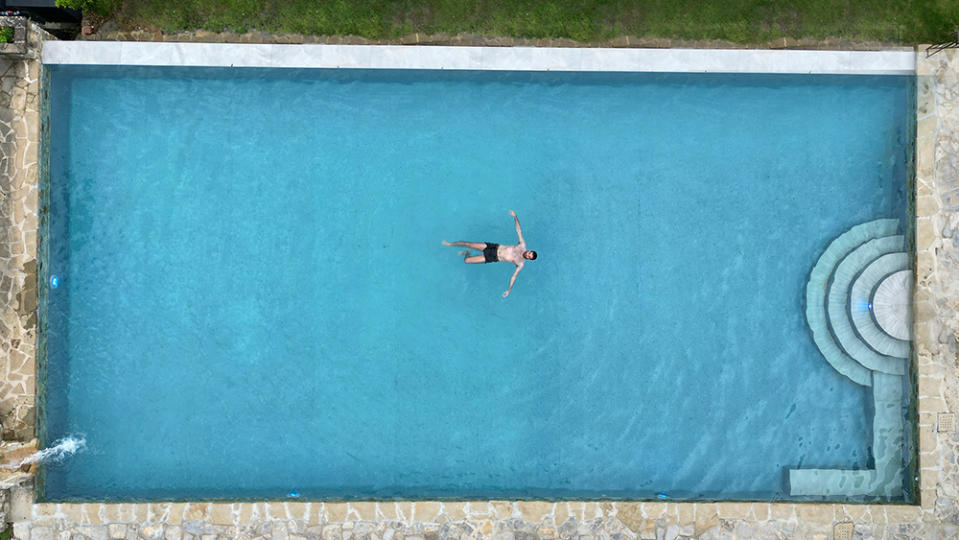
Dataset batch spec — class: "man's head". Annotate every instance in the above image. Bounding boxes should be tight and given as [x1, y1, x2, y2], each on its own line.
[524, 250, 537, 260]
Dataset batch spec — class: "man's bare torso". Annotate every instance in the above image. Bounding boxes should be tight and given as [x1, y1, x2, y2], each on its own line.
[497, 243, 526, 267]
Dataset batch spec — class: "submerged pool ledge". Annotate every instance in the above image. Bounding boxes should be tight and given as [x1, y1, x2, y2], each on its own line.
[42, 42, 916, 74]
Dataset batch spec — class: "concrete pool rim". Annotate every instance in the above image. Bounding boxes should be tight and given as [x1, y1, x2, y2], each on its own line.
[42, 41, 916, 75]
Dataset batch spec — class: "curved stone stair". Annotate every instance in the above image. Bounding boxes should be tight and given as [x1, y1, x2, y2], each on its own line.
[850, 252, 911, 358]
[827, 235, 907, 376]
[804, 219, 900, 387]
[794, 218, 911, 499]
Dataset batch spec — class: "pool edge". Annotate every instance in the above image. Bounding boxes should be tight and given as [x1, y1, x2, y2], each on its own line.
[41, 41, 916, 75]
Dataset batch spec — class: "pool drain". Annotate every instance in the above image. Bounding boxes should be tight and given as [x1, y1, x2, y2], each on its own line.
[833, 522, 854, 540]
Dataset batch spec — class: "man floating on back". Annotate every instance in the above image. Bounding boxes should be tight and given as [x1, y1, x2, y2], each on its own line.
[444, 210, 537, 298]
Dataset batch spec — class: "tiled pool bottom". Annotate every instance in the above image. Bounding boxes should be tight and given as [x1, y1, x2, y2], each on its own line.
[2, 38, 959, 538]
[42, 64, 912, 499]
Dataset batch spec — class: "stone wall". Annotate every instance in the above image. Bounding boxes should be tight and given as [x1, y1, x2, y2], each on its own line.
[915, 48, 959, 529]
[0, 19, 41, 443]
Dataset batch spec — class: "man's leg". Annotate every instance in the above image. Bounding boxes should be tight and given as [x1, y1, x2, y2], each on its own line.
[444, 241, 490, 263]
[444, 241, 487, 250]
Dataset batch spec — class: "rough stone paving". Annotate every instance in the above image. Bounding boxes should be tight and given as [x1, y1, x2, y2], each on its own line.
[0, 20, 40, 446]
[3, 25, 959, 539]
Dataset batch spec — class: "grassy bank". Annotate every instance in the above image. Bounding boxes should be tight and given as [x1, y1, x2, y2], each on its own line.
[80, 0, 959, 45]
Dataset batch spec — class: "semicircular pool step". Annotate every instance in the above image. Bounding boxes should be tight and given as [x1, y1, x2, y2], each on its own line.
[827, 235, 907, 376]
[849, 252, 911, 358]
[805, 218, 899, 387]
[873, 270, 913, 342]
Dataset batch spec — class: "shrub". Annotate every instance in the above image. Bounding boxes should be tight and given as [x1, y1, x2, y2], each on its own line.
[0, 27, 13, 43]
[54, 0, 120, 16]
[55, 0, 98, 11]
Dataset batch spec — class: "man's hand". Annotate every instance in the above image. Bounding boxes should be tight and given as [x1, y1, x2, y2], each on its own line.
[502, 290, 510, 298]
[509, 210, 517, 217]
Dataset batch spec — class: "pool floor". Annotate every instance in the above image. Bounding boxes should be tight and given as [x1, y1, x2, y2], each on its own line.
[42, 66, 913, 501]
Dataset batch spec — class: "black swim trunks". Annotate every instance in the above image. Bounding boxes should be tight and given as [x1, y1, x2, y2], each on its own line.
[482, 243, 500, 263]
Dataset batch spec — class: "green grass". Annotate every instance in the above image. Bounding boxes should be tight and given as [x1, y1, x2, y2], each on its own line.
[101, 0, 958, 45]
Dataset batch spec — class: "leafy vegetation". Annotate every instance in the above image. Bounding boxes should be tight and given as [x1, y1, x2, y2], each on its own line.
[76, 0, 959, 45]
[0, 26, 13, 43]
[55, 0, 122, 17]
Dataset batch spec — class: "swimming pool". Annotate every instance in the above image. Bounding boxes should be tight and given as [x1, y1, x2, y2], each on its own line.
[40, 62, 914, 501]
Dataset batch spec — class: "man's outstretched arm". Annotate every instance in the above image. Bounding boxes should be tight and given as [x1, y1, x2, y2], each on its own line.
[509, 210, 525, 247]
[503, 265, 524, 298]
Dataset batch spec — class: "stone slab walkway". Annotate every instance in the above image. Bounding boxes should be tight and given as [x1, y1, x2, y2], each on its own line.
[0, 21, 40, 444]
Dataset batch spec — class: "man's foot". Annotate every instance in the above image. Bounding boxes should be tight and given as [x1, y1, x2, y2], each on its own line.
[458, 250, 472, 257]
[442, 240, 451, 246]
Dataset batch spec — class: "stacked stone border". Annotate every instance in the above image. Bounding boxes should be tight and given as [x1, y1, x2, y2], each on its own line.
[9, 500, 936, 539]
[2, 32, 958, 539]
[0, 19, 42, 447]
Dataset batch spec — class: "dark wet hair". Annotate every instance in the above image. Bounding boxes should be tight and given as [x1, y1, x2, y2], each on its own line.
[527, 251, 537, 260]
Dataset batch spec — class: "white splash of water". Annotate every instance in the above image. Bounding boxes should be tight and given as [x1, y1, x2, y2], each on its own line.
[4, 436, 86, 470]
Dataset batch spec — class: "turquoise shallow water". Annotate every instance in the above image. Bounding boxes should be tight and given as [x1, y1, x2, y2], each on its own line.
[43, 66, 912, 501]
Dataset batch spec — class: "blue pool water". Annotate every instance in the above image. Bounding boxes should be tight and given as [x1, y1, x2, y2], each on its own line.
[42, 66, 913, 501]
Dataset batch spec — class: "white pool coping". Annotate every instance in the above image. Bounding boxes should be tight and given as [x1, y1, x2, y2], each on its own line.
[42, 41, 916, 74]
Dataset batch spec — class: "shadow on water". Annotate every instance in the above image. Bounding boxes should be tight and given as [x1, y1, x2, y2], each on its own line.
[37, 64, 76, 500]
